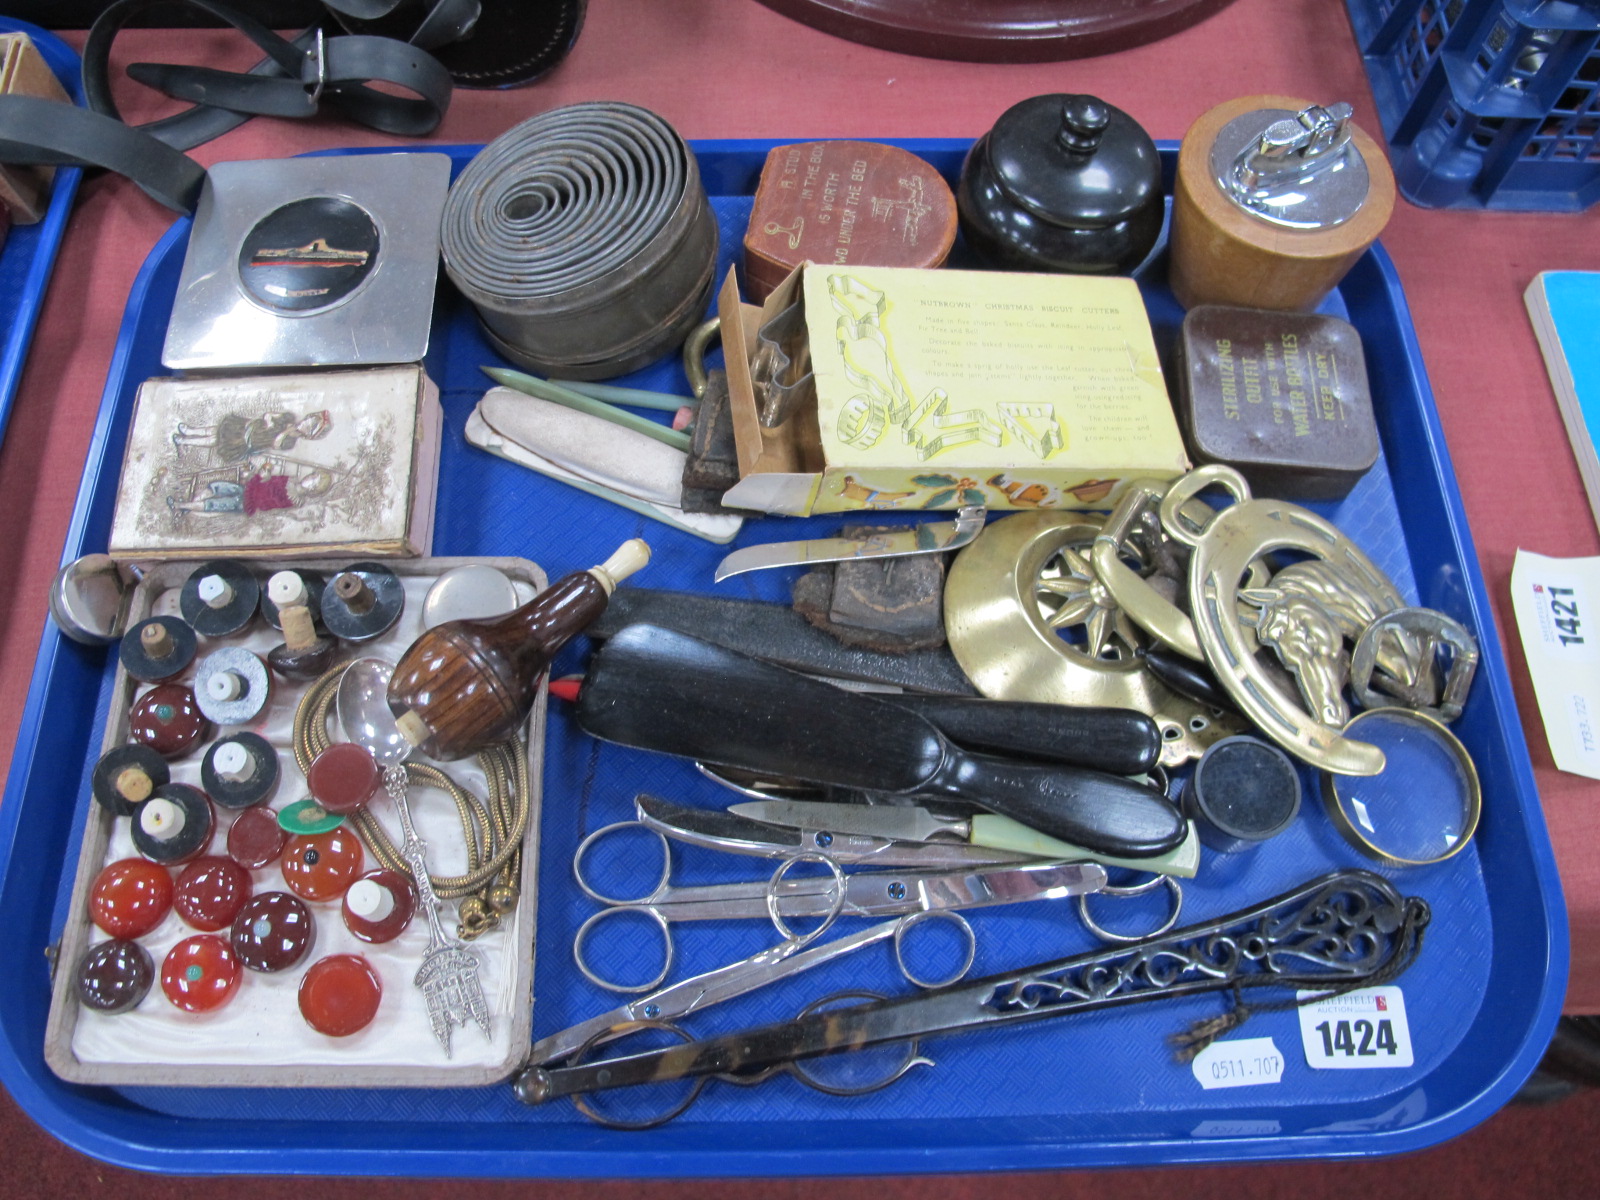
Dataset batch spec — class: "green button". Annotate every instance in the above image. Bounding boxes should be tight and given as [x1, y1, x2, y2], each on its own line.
[277, 798, 345, 836]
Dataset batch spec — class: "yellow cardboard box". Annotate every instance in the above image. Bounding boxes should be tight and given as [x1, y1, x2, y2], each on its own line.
[720, 263, 1189, 515]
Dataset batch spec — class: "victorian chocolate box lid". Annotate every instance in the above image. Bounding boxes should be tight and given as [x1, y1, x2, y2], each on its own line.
[108, 365, 442, 561]
[742, 140, 957, 302]
[721, 263, 1190, 515]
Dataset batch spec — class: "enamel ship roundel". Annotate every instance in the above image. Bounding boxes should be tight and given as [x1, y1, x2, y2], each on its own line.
[238, 197, 380, 313]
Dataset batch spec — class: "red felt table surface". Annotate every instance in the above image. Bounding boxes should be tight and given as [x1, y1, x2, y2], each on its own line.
[1, 0, 1597, 1010]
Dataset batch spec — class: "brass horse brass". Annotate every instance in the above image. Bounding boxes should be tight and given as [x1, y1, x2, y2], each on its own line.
[944, 511, 1235, 767]
[1176, 497, 1402, 776]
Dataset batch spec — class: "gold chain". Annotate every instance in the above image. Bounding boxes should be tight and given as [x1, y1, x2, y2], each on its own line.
[291, 662, 530, 939]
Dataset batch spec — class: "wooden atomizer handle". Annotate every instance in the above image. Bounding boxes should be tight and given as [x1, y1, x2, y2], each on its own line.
[388, 539, 651, 761]
[1167, 94, 1395, 313]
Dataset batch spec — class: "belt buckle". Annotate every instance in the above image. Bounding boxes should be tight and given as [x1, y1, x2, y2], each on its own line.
[301, 27, 327, 106]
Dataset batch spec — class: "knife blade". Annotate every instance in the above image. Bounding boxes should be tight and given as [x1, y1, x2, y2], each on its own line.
[734, 799, 963, 843]
[634, 793, 1045, 869]
[728, 798, 1202, 878]
[713, 506, 986, 582]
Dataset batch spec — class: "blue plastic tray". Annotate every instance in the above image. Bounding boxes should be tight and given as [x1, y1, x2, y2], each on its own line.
[0, 18, 83, 451]
[0, 139, 1568, 1177]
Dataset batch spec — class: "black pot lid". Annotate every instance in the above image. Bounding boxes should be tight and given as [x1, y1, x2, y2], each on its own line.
[984, 93, 1161, 228]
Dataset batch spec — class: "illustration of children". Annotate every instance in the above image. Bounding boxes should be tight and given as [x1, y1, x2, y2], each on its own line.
[168, 463, 335, 518]
[172, 409, 332, 462]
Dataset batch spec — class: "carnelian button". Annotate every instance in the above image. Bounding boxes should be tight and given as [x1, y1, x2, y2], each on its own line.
[341, 869, 417, 944]
[307, 742, 382, 815]
[128, 683, 211, 759]
[173, 856, 253, 932]
[77, 939, 155, 1014]
[160, 934, 241, 1013]
[230, 892, 316, 973]
[298, 954, 382, 1036]
[227, 805, 288, 869]
[89, 858, 173, 939]
[280, 828, 364, 902]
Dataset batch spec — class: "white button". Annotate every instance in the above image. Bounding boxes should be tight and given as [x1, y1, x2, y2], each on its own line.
[267, 571, 307, 607]
[140, 797, 184, 841]
[207, 671, 246, 702]
[197, 575, 235, 609]
[345, 878, 394, 921]
[213, 742, 255, 782]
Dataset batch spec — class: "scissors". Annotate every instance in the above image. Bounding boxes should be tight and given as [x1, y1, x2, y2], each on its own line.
[570, 819, 1110, 994]
[517, 870, 1427, 1128]
[531, 907, 977, 1071]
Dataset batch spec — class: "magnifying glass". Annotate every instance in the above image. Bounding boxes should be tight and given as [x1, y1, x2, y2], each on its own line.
[1320, 707, 1481, 867]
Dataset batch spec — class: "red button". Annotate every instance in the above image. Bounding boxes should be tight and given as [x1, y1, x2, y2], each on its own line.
[128, 683, 211, 759]
[89, 858, 173, 939]
[227, 805, 289, 870]
[341, 869, 417, 944]
[306, 742, 382, 815]
[160, 934, 241, 1013]
[280, 828, 365, 902]
[173, 856, 253, 932]
[298, 954, 382, 1036]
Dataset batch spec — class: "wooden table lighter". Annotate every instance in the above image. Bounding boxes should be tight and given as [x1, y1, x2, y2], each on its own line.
[1168, 96, 1394, 312]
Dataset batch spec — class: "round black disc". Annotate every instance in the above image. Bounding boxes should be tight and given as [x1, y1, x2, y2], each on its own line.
[1186, 736, 1302, 848]
[321, 562, 405, 642]
[132, 783, 215, 865]
[259, 569, 328, 632]
[119, 616, 199, 684]
[119, 620, 199, 684]
[201, 731, 282, 810]
[91, 744, 171, 817]
[180, 560, 261, 637]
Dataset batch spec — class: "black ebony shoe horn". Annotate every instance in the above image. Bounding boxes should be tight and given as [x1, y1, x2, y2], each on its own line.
[575, 624, 1186, 858]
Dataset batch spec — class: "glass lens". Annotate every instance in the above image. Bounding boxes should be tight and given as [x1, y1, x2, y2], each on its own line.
[788, 991, 928, 1097]
[1325, 708, 1479, 865]
[571, 1022, 702, 1130]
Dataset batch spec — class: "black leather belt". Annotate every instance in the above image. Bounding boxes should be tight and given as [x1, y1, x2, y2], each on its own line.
[0, 0, 458, 212]
[440, 101, 719, 380]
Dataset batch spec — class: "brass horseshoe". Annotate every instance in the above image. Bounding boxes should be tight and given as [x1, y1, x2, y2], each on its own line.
[1187, 498, 1402, 776]
[1158, 463, 1252, 550]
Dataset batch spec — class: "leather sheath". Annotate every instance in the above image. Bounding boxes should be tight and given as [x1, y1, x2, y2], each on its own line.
[586, 587, 978, 696]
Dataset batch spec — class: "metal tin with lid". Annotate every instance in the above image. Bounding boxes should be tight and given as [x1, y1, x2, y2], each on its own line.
[957, 93, 1163, 275]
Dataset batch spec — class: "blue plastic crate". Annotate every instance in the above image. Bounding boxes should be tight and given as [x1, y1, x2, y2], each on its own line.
[0, 140, 1568, 1177]
[1345, 0, 1600, 208]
